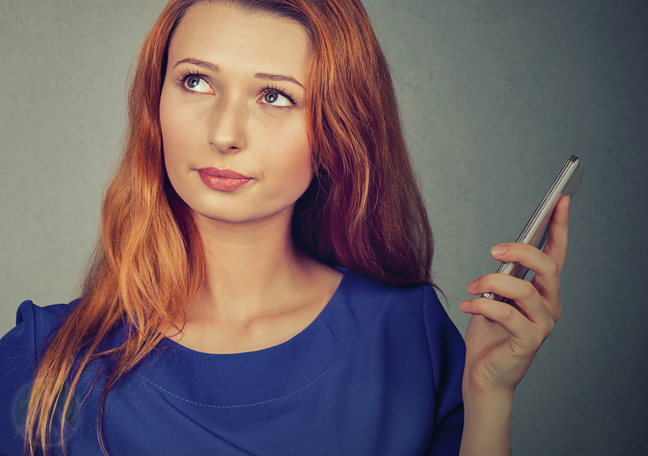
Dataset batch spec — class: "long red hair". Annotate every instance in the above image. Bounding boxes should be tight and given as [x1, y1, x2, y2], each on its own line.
[24, 0, 434, 454]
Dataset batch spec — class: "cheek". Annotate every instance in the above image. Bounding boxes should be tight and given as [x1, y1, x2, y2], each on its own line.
[298, 153, 314, 188]
[282, 129, 313, 190]
[159, 89, 175, 165]
[159, 88, 189, 177]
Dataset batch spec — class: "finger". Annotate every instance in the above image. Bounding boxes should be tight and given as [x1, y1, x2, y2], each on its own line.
[467, 273, 554, 325]
[490, 242, 561, 305]
[459, 297, 547, 353]
[542, 195, 570, 273]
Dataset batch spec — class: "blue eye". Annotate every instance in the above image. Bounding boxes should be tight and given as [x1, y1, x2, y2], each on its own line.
[264, 92, 279, 103]
[259, 87, 295, 108]
[175, 72, 296, 107]
[186, 77, 201, 88]
[181, 74, 212, 93]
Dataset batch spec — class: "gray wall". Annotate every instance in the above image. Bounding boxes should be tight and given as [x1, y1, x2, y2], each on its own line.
[1, 0, 646, 454]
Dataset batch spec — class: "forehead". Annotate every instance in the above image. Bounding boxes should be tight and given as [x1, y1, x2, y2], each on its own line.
[168, 3, 311, 79]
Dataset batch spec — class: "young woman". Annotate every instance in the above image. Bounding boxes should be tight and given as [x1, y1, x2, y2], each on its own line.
[0, 0, 569, 455]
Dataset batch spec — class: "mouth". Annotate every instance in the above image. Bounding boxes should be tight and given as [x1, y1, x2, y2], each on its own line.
[197, 168, 251, 179]
[197, 167, 253, 192]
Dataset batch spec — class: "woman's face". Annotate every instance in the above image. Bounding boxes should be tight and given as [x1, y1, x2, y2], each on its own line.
[160, 2, 312, 226]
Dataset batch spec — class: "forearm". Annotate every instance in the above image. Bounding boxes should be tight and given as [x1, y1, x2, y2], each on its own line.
[459, 390, 513, 456]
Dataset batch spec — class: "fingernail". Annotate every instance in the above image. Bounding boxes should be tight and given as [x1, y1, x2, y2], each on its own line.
[460, 300, 470, 311]
[467, 279, 479, 293]
[491, 244, 508, 258]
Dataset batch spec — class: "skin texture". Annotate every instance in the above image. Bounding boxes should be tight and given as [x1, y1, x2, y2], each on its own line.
[160, 3, 342, 355]
[462, 196, 569, 396]
[160, 4, 313, 226]
[459, 195, 570, 455]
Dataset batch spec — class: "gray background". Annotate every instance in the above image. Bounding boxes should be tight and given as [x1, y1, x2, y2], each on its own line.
[1, 0, 646, 454]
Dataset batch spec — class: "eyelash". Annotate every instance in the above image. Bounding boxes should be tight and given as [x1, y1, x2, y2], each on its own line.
[261, 84, 297, 107]
[175, 70, 298, 108]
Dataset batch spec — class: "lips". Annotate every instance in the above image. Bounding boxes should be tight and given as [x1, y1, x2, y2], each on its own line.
[198, 168, 250, 179]
[197, 167, 252, 192]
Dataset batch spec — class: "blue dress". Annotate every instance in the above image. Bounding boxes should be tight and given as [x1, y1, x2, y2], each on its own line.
[0, 268, 465, 455]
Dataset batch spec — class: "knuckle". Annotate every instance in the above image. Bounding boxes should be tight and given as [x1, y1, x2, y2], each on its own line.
[544, 319, 555, 335]
[480, 275, 494, 288]
[500, 305, 516, 321]
[521, 282, 536, 300]
[509, 242, 525, 258]
[548, 258, 560, 276]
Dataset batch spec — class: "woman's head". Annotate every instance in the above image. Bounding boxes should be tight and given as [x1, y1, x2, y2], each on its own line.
[160, 2, 314, 227]
[123, 0, 317, 226]
[121, 0, 433, 284]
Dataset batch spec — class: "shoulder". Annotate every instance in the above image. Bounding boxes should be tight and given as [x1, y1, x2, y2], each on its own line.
[334, 269, 465, 451]
[0, 299, 79, 451]
[1, 299, 80, 371]
[2, 299, 79, 358]
[341, 268, 462, 337]
[337, 268, 465, 367]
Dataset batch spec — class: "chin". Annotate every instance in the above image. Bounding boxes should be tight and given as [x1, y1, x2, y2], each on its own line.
[192, 203, 297, 227]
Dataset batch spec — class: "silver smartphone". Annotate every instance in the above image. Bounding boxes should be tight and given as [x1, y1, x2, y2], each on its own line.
[483, 155, 583, 302]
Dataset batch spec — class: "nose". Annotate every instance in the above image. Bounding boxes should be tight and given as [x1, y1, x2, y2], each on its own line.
[208, 94, 247, 154]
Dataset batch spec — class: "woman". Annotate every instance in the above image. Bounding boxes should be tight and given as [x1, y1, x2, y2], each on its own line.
[0, 0, 569, 454]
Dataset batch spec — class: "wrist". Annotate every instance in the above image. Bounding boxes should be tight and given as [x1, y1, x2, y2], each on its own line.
[463, 389, 514, 425]
[459, 389, 514, 456]
[463, 386, 514, 410]
[462, 371, 516, 409]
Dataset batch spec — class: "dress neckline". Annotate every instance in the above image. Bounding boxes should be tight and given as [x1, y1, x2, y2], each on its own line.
[135, 267, 392, 407]
[159, 265, 349, 357]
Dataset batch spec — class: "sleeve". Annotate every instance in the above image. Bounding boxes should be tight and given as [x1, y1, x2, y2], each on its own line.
[422, 285, 466, 456]
[0, 300, 68, 455]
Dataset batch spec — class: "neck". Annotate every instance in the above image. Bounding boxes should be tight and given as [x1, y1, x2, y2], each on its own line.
[190, 208, 316, 321]
[170, 207, 344, 354]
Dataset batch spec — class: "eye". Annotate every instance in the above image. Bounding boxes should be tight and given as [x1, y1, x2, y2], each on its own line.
[259, 87, 296, 108]
[180, 74, 213, 94]
[176, 70, 214, 94]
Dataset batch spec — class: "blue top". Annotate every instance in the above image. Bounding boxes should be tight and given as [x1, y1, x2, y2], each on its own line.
[0, 268, 465, 455]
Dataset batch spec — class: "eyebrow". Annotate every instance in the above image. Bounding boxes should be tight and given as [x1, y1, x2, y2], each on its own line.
[173, 58, 304, 89]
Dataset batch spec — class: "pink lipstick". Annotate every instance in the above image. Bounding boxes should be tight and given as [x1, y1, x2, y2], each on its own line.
[198, 168, 252, 192]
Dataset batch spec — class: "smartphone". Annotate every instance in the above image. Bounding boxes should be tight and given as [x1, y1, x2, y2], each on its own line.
[482, 155, 583, 302]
